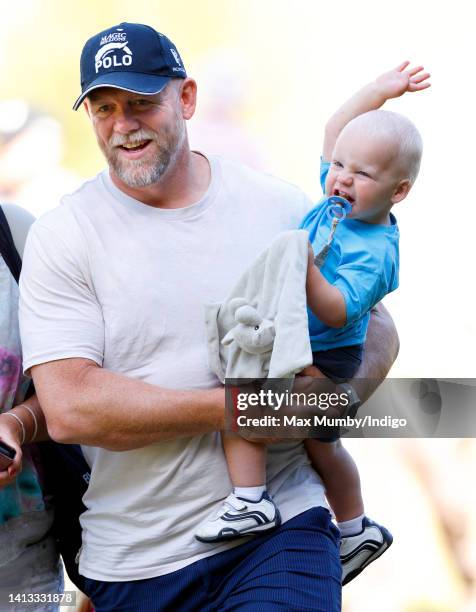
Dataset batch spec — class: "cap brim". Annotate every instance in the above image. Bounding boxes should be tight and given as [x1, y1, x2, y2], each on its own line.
[73, 72, 171, 110]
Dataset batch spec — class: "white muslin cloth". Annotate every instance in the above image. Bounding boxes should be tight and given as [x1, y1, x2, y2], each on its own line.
[205, 230, 312, 382]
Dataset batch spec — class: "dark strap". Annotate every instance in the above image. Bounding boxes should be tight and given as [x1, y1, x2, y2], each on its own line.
[41, 441, 90, 592]
[0, 206, 22, 283]
[0, 205, 33, 398]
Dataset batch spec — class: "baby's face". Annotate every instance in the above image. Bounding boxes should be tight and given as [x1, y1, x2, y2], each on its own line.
[326, 127, 404, 223]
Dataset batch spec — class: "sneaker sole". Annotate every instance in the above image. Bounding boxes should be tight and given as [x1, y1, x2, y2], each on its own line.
[195, 509, 282, 544]
[342, 526, 393, 586]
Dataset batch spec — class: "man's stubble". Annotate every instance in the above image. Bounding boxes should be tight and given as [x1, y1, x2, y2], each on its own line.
[99, 114, 186, 189]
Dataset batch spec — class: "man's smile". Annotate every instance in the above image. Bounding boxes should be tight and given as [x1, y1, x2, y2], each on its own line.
[120, 140, 151, 150]
[116, 139, 154, 159]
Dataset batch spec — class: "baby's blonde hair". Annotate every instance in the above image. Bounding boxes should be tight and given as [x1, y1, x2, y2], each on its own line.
[345, 110, 423, 184]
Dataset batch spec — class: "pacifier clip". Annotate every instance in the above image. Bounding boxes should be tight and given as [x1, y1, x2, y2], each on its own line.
[313, 196, 352, 268]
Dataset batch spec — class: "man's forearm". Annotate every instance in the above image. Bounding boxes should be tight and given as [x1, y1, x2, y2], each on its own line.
[32, 359, 225, 451]
[351, 302, 399, 404]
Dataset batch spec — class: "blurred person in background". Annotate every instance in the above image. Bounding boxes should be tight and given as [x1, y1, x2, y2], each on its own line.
[0, 204, 94, 612]
[0, 203, 63, 611]
[0, 100, 80, 218]
[187, 49, 270, 171]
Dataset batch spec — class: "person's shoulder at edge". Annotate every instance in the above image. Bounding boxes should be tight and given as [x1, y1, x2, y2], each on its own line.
[28, 172, 106, 229]
[17, 173, 108, 266]
[2, 203, 36, 257]
[2, 202, 35, 226]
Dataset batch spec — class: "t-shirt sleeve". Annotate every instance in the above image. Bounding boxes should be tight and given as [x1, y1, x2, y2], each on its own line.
[298, 158, 330, 231]
[334, 263, 396, 325]
[320, 158, 331, 194]
[19, 219, 104, 374]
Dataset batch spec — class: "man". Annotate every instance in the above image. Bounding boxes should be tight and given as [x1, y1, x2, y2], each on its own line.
[19, 23, 398, 611]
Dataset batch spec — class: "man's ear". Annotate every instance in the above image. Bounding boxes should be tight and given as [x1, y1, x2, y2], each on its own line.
[179, 78, 197, 120]
[391, 179, 412, 204]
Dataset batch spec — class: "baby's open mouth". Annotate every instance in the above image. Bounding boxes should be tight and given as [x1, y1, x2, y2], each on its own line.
[333, 189, 354, 204]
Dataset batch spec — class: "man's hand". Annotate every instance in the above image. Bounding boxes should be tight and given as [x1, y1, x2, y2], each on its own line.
[375, 61, 431, 101]
[238, 431, 283, 445]
[296, 303, 399, 413]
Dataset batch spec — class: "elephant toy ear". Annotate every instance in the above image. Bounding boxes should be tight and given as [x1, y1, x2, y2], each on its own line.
[235, 305, 261, 327]
[222, 329, 235, 346]
[229, 297, 249, 317]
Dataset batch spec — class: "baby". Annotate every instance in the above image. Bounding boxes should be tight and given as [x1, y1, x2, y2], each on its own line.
[196, 62, 429, 584]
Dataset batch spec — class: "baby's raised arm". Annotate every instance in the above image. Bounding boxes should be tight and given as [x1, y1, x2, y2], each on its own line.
[322, 61, 430, 161]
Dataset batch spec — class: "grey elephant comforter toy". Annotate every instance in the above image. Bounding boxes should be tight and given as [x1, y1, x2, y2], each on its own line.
[204, 229, 312, 382]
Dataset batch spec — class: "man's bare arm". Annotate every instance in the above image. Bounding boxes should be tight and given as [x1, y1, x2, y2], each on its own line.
[32, 359, 224, 451]
[351, 302, 399, 403]
[294, 302, 398, 410]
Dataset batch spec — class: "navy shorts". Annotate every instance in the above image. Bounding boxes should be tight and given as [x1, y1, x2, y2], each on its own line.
[83, 507, 341, 612]
[312, 344, 363, 383]
[312, 344, 363, 442]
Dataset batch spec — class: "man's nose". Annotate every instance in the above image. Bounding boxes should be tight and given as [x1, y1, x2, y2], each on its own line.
[112, 107, 141, 133]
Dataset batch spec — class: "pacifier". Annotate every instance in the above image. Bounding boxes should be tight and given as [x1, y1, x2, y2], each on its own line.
[326, 195, 352, 221]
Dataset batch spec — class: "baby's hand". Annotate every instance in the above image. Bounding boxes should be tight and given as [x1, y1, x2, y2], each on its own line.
[375, 61, 430, 100]
[0, 416, 23, 489]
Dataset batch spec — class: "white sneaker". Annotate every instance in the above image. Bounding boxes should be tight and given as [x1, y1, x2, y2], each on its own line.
[340, 517, 393, 585]
[195, 492, 281, 543]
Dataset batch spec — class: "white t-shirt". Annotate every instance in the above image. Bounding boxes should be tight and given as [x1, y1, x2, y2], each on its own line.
[19, 154, 327, 581]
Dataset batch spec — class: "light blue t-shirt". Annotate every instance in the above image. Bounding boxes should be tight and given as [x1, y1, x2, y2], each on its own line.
[300, 160, 399, 351]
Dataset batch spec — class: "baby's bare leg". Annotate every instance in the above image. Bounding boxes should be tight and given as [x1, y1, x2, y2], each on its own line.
[195, 435, 278, 542]
[300, 363, 363, 520]
[305, 438, 364, 521]
[222, 433, 266, 487]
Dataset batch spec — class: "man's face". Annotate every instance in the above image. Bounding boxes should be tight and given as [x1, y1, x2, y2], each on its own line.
[325, 126, 405, 222]
[86, 85, 185, 188]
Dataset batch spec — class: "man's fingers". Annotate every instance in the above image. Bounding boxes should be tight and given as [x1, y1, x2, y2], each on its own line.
[255, 437, 283, 445]
[239, 433, 282, 444]
[299, 365, 326, 378]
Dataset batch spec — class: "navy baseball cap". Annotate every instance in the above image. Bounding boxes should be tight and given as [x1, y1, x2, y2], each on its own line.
[73, 22, 187, 110]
